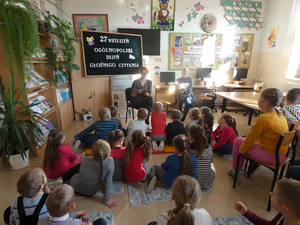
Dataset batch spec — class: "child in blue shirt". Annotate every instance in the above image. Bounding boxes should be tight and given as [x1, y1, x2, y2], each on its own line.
[145, 134, 197, 194]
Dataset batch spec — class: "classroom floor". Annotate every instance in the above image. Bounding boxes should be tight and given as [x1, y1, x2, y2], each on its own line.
[0, 108, 283, 224]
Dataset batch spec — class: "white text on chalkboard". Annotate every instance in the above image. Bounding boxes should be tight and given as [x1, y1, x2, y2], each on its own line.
[94, 47, 133, 53]
[99, 36, 130, 44]
[89, 62, 139, 68]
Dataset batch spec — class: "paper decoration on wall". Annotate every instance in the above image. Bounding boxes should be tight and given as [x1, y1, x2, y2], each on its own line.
[221, 0, 263, 30]
[155, 57, 162, 62]
[178, 1, 206, 27]
[201, 13, 218, 33]
[154, 66, 161, 75]
[152, 0, 175, 30]
[268, 27, 279, 49]
[127, 3, 146, 25]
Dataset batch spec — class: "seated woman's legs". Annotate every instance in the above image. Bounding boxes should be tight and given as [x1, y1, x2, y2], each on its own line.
[181, 95, 193, 121]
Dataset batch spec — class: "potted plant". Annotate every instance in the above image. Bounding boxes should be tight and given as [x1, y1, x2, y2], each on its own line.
[0, 75, 43, 169]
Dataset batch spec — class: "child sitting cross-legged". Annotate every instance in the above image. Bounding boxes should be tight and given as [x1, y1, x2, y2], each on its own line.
[125, 108, 148, 145]
[4, 168, 50, 225]
[69, 140, 118, 209]
[165, 110, 185, 146]
[145, 135, 197, 194]
[235, 179, 300, 225]
[150, 101, 167, 151]
[156, 175, 212, 225]
[124, 130, 152, 188]
[108, 129, 125, 181]
[38, 184, 107, 225]
[188, 125, 215, 191]
[109, 105, 123, 129]
[200, 106, 214, 144]
[185, 107, 203, 137]
[73, 107, 118, 149]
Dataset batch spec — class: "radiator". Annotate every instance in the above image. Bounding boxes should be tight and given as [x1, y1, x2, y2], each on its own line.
[286, 81, 300, 91]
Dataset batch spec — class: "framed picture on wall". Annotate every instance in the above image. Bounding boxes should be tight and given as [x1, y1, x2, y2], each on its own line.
[72, 14, 109, 41]
[151, 0, 175, 31]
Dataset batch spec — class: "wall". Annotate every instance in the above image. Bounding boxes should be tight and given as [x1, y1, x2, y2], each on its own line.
[44, 0, 267, 87]
[256, 0, 300, 91]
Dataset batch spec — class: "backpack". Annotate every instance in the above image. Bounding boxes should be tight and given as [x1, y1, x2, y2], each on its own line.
[17, 193, 48, 225]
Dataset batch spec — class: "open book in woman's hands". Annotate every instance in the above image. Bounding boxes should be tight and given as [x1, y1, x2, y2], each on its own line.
[133, 89, 147, 94]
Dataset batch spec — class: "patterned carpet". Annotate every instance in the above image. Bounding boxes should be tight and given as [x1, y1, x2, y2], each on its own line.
[88, 211, 114, 225]
[213, 215, 253, 225]
[128, 183, 213, 207]
[75, 181, 124, 198]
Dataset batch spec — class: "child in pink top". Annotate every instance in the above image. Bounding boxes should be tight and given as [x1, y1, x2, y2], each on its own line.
[150, 102, 167, 152]
[124, 130, 152, 188]
[108, 129, 126, 181]
[43, 129, 82, 180]
[211, 113, 238, 157]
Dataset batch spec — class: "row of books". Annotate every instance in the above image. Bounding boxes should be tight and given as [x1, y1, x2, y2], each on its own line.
[29, 95, 54, 114]
[36, 118, 56, 145]
[26, 70, 49, 88]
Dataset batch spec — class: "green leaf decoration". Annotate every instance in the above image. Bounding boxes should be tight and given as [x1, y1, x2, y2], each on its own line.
[192, 11, 198, 18]
[187, 13, 192, 22]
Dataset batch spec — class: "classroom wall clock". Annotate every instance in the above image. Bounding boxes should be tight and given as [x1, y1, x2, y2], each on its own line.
[201, 13, 218, 33]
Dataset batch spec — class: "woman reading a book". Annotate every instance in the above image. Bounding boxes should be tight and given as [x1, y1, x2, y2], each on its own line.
[131, 66, 152, 124]
[177, 68, 194, 121]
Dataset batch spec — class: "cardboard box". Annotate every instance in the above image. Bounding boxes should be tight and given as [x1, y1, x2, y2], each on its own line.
[82, 108, 92, 121]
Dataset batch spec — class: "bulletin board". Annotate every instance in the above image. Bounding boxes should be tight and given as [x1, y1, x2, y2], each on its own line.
[168, 33, 254, 70]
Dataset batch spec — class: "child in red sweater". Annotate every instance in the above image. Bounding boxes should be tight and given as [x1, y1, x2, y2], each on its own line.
[124, 130, 151, 188]
[108, 129, 126, 181]
[235, 179, 300, 225]
[43, 129, 83, 181]
[211, 113, 238, 157]
[150, 101, 166, 152]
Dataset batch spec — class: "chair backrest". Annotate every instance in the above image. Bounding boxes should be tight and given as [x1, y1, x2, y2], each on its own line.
[125, 88, 133, 102]
[253, 82, 264, 92]
[274, 130, 296, 167]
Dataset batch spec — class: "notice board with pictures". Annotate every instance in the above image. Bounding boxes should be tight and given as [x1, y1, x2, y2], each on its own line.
[81, 30, 143, 76]
[169, 33, 254, 70]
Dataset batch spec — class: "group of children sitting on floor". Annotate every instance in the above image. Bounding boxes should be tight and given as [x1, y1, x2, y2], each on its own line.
[4, 87, 300, 225]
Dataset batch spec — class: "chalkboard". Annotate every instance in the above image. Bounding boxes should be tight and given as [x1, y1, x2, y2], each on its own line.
[81, 30, 143, 76]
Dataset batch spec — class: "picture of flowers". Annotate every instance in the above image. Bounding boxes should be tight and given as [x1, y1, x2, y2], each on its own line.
[152, 0, 175, 31]
[72, 14, 109, 41]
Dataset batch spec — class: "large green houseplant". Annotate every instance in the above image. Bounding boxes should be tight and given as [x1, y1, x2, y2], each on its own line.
[0, 75, 43, 168]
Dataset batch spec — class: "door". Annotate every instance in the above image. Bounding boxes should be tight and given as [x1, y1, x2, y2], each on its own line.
[92, 78, 111, 117]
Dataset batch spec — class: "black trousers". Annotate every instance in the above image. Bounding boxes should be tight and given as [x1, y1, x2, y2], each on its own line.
[61, 163, 81, 182]
[131, 96, 153, 124]
[287, 159, 300, 181]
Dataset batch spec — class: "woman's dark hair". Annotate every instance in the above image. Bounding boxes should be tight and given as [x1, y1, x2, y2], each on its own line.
[108, 129, 124, 147]
[172, 135, 193, 176]
[124, 130, 151, 168]
[189, 107, 203, 126]
[92, 140, 111, 193]
[260, 87, 285, 116]
[43, 129, 64, 171]
[189, 125, 207, 157]
[200, 106, 214, 127]
[221, 113, 238, 136]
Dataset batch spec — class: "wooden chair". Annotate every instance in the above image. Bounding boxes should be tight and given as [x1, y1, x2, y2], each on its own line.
[160, 99, 176, 114]
[197, 94, 217, 112]
[125, 88, 135, 123]
[233, 130, 296, 211]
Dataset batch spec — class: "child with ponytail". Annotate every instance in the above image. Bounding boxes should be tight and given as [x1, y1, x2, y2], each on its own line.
[43, 129, 82, 180]
[200, 106, 214, 143]
[124, 130, 152, 189]
[211, 113, 238, 157]
[108, 129, 125, 181]
[146, 135, 197, 194]
[157, 175, 212, 225]
[185, 107, 203, 136]
[69, 140, 118, 209]
[188, 125, 215, 191]
[229, 87, 289, 177]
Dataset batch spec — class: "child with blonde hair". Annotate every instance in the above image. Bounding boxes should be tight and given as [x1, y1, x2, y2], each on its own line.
[4, 168, 50, 225]
[185, 107, 203, 136]
[69, 140, 118, 209]
[200, 106, 214, 143]
[38, 184, 107, 225]
[108, 129, 125, 181]
[125, 108, 148, 145]
[146, 135, 197, 194]
[235, 179, 300, 225]
[150, 101, 166, 151]
[165, 110, 185, 146]
[211, 113, 238, 157]
[188, 125, 215, 191]
[157, 175, 212, 225]
[124, 130, 152, 188]
[73, 107, 118, 148]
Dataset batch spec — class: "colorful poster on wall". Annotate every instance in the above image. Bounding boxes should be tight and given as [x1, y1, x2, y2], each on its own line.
[268, 27, 279, 49]
[152, 0, 175, 31]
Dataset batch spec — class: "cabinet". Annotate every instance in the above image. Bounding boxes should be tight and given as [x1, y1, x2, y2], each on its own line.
[72, 43, 111, 120]
[0, 33, 74, 156]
